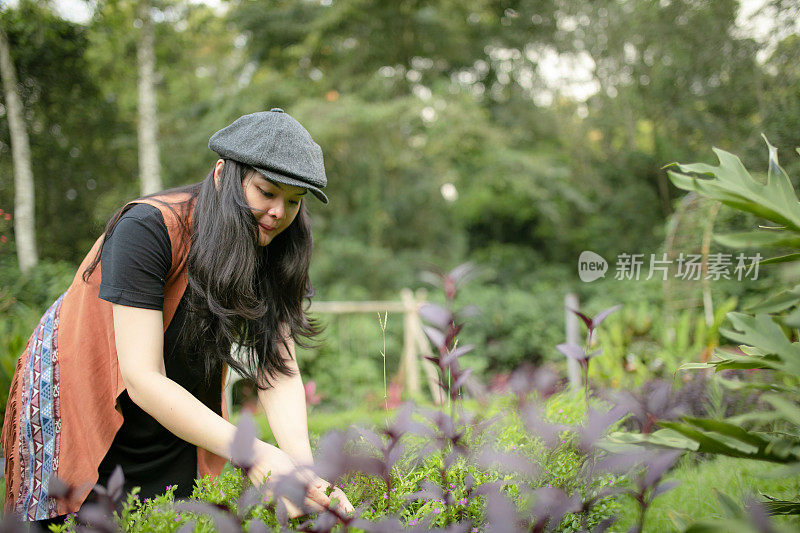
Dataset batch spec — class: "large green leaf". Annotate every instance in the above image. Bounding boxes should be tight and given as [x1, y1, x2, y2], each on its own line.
[714, 230, 800, 249]
[739, 345, 770, 357]
[658, 420, 800, 462]
[760, 253, 800, 265]
[720, 313, 800, 376]
[762, 394, 800, 426]
[666, 142, 800, 529]
[703, 433, 759, 454]
[716, 377, 796, 395]
[687, 349, 784, 372]
[746, 285, 800, 314]
[603, 429, 700, 451]
[727, 411, 783, 425]
[681, 417, 772, 450]
[658, 421, 762, 458]
[667, 139, 800, 233]
[761, 494, 800, 516]
[779, 307, 800, 328]
[766, 135, 788, 186]
[606, 422, 800, 463]
[678, 362, 717, 371]
[678, 355, 781, 372]
[764, 437, 800, 460]
[714, 357, 783, 371]
[721, 313, 800, 358]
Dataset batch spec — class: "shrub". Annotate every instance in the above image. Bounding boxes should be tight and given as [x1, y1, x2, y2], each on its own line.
[0, 257, 77, 421]
[610, 139, 800, 527]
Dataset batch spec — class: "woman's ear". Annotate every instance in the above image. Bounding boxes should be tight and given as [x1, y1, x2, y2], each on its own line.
[213, 159, 225, 189]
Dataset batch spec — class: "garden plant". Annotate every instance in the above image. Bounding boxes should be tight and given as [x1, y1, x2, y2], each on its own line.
[609, 138, 800, 531]
[1, 268, 698, 532]
[1, 143, 798, 532]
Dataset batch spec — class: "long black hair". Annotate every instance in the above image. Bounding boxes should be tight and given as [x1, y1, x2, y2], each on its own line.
[83, 159, 321, 389]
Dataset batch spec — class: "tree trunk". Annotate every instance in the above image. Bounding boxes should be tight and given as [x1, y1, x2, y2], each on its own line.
[137, 0, 161, 195]
[0, 25, 38, 274]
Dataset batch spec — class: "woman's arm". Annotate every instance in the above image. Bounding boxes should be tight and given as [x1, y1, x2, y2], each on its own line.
[255, 325, 313, 465]
[113, 303, 240, 459]
[256, 325, 354, 513]
[112, 303, 329, 511]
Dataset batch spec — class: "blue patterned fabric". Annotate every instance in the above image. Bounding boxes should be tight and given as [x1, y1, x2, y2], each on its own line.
[17, 291, 66, 520]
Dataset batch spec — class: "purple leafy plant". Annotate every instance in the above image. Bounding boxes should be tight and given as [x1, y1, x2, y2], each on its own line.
[42, 465, 126, 532]
[557, 305, 622, 412]
[594, 448, 683, 533]
[30, 274, 739, 533]
[419, 262, 482, 419]
[614, 381, 685, 434]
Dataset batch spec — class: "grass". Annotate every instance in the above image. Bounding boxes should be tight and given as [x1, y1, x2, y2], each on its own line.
[4, 403, 798, 529]
[247, 403, 391, 446]
[252, 403, 800, 532]
[244, 395, 451, 445]
[615, 455, 800, 532]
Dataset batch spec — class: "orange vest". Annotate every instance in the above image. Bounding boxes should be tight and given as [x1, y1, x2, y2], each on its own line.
[2, 191, 229, 520]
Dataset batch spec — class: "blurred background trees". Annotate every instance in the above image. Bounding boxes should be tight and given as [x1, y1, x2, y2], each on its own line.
[0, 0, 798, 387]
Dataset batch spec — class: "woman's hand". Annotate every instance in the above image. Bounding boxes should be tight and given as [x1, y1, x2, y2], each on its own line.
[249, 441, 332, 518]
[311, 478, 354, 515]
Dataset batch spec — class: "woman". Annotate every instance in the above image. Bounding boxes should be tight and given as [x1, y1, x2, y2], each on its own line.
[2, 109, 353, 523]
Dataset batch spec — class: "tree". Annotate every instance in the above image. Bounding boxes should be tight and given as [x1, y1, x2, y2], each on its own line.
[759, 34, 800, 178]
[229, 0, 560, 96]
[137, 0, 162, 195]
[0, 22, 37, 273]
[0, 1, 128, 264]
[88, 0, 247, 188]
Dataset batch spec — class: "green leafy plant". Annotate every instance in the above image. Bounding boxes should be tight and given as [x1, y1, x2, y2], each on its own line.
[0, 257, 76, 422]
[609, 139, 800, 526]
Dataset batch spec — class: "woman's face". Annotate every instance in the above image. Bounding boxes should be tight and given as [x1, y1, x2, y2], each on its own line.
[241, 169, 307, 246]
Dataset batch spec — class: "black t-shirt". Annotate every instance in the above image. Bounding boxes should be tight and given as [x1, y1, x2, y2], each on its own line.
[97, 202, 223, 500]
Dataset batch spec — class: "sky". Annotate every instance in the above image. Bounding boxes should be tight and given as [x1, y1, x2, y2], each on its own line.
[47, 0, 92, 22]
[49, 0, 225, 21]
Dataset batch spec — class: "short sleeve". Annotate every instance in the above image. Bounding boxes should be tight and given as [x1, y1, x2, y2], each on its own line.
[99, 203, 172, 310]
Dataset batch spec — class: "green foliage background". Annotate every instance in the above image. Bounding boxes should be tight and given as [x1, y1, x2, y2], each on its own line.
[0, 0, 799, 407]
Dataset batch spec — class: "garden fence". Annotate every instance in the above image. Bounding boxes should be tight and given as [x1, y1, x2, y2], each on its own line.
[224, 288, 444, 410]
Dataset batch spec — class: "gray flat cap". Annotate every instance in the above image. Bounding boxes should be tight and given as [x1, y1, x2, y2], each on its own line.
[209, 108, 328, 203]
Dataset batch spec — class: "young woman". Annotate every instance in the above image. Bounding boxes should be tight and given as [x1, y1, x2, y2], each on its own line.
[2, 109, 353, 523]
